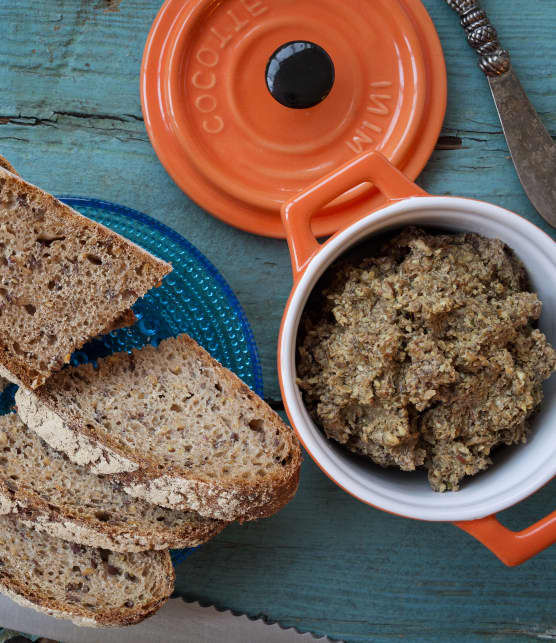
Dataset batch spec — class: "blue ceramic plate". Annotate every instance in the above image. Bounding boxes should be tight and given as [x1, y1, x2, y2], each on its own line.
[0, 197, 263, 566]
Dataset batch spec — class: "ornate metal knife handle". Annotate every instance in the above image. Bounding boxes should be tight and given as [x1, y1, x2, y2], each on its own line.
[445, 0, 511, 76]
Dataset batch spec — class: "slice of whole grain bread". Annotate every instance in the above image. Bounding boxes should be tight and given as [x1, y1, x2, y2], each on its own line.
[0, 170, 171, 389]
[0, 414, 226, 551]
[0, 155, 137, 352]
[0, 516, 174, 627]
[16, 334, 302, 521]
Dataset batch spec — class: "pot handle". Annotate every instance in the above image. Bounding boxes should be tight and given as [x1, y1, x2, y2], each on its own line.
[281, 151, 427, 281]
[455, 510, 556, 566]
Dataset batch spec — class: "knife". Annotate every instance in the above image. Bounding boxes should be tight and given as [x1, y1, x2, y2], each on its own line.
[445, 0, 556, 229]
[0, 596, 341, 643]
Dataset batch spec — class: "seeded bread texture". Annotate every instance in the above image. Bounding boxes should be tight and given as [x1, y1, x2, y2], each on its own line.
[0, 414, 226, 551]
[17, 334, 302, 521]
[0, 159, 133, 339]
[0, 516, 174, 627]
[0, 171, 171, 389]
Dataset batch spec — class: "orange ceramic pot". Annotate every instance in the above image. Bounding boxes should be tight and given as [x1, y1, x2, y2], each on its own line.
[278, 151, 556, 566]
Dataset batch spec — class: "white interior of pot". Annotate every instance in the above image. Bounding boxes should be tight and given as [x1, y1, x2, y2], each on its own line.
[280, 197, 556, 522]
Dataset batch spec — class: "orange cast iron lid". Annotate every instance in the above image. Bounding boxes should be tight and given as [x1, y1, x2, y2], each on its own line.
[141, 0, 447, 238]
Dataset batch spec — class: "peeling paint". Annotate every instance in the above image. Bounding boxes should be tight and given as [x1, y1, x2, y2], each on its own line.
[96, 0, 123, 12]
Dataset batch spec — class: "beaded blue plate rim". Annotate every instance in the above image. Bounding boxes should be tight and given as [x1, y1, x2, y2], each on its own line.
[56, 196, 264, 398]
[52, 196, 264, 565]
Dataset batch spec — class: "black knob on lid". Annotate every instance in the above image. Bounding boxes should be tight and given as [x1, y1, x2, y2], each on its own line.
[265, 41, 335, 109]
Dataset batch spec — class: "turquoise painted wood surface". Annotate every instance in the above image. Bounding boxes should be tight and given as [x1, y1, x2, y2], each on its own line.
[0, 1, 555, 641]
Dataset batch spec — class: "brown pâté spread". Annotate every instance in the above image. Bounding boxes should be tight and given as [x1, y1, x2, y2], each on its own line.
[297, 228, 556, 491]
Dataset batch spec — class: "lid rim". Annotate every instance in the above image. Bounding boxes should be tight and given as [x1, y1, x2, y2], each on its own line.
[141, 0, 448, 238]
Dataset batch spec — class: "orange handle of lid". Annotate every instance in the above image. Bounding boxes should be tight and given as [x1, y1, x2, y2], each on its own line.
[455, 510, 556, 567]
[281, 151, 427, 281]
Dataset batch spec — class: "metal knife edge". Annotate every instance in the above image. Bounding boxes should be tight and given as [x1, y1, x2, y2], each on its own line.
[178, 598, 346, 642]
[445, 0, 556, 229]
[0, 593, 346, 643]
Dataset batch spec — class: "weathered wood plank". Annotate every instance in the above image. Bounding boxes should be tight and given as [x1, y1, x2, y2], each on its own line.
[175, 446, 556, 642]
[0, 1, 555, 641]
[1, 0, 555, 401]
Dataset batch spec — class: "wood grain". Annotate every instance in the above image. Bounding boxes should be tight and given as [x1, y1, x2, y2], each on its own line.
[0, 1, 555, 641]
[1, 0, 554, 403]
[176, 447, 556, 642]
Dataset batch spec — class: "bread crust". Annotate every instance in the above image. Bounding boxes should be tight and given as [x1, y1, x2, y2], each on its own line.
[0, 171, 171, 389]
[102, 309, 137, 334]
[0, 518, 175, 627]
[0, 155, 18, 176]
[0, 474, 225, 552]
[17, 335, 302, 522]
[0, 564, 174, 628]
[16, 390, 139, 474]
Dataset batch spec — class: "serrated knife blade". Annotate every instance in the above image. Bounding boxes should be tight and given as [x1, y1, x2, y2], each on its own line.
[0, 596, 342, 642]
[446, 0, 556, 229]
